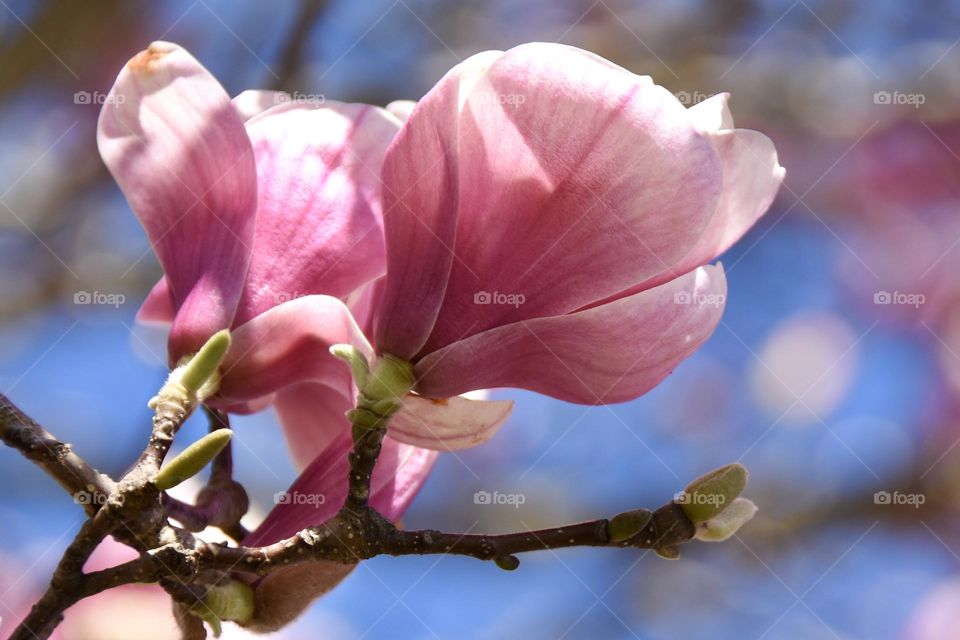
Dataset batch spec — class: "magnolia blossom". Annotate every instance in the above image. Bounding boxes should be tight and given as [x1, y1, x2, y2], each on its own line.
[97, 42, 439, 608]
[366, 43, 784, 449]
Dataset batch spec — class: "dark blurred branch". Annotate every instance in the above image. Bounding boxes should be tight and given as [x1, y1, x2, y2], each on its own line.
[270, 0, 328, 90]
[0, 393, 113, 513]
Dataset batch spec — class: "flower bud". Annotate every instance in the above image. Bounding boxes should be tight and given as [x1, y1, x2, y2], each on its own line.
[154, 429, 232, 490]
[191, 579, 255, 637]
[329, 344, 371, 389]
[361, 354, 415, 409]
[694, 498, 758, 542]
[675, 463, 747, 524]
[607, 508, 652, 542]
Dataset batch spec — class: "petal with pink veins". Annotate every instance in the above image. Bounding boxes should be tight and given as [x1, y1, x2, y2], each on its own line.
[389, 393, 514, 450]
[97, 41, 257, 360]
[232, 101, 399, 325]
[414, 265, 728, 404]
[243, 433, 436, 546]
[376, 43, 723, 359]
[218, 295, 372, 404]
[136, 277, 175, 324]
[232, 89, 289, 121]
[273, 382, 353, 471]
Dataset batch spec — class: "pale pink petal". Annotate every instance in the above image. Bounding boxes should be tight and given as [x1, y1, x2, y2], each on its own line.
[242, 432, 437, 546]
[374, 51, 505, 359]
[688, 92, 734, 132]
[385, 99, 416, 121]
[415, 265, 727, 404]
[136, 277, 175, 324]
[232, 101, 398, 325]
[388, 393, 514, 450]
[218, 295, 372, 404]
[273, 382, 352, 471]
[635, 128, 784, 291]
[232, 89, 288, 121]
[97, 41, 257, 359]
[376, 43, 723, 359]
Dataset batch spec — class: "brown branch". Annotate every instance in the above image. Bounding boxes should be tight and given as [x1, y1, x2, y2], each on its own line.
[0, 393, 114, 515]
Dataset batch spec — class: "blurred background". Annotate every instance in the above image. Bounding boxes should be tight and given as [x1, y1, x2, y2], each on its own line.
[1, 0, 959, 638]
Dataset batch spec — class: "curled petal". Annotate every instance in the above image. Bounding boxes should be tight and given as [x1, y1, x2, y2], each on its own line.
[232, 89, 288, 121]
[415, 265, 727, 404]
[376, 43, 723, 358]
[688, 92, 734, 132]
[385, 99, 416, 121]
[243, 433, 436, 546]
[232, 101, 399, 325]
[218, 295, 372, 404]
[389, 393, 514, 450]
[137, 277, 175, 324]
[97, 41, 257, 359]
[273, 382, 352, 471]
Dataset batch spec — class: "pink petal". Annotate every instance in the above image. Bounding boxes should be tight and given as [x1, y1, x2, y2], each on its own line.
[273, 382, 353, 471]
[376, 44, 723, 359]
[97, 42, 257, 359]
[232, 89, 288, 121]
[637, 129, 784, 291]
[389, 393, 514, 450]
[688, 92, 734, 132]
[232, 101, 399, 325]
[374, 50, 505, 359]
[217, 295, 372, 404]
[242, 432, 437, 546]
[136, 277, 175, 324]
[414, 265, 727, 404]
[385, 99, 416, 121]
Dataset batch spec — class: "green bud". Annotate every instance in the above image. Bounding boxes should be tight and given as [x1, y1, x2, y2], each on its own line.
[695, 498, 758, 542]
[192, 580, 255, 636]
[155, 429, 233, 491]
[363, 354, 415, 401]
[676, 463, 748, 524]
[607, 509, 652, 542]
[494, 555, 520, 571]
[180, 330, 232, 395]
[329, 344, 371, 389]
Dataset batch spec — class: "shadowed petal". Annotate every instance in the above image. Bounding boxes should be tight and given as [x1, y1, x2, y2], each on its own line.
[415, 265, 727, 404]
[97, 41, 257, 360]
[136, 277, 175, 324]
[232, 101, 399, 325]
[273, 383, 352, 471]
[218, 295, 372, 404]
[375, 43, 723, 358]
[389, 393, 514, 450]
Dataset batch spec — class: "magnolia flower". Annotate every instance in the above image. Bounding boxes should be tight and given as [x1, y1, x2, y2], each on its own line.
[97, 42, 440, 621]
[370, 43, 784, 449]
